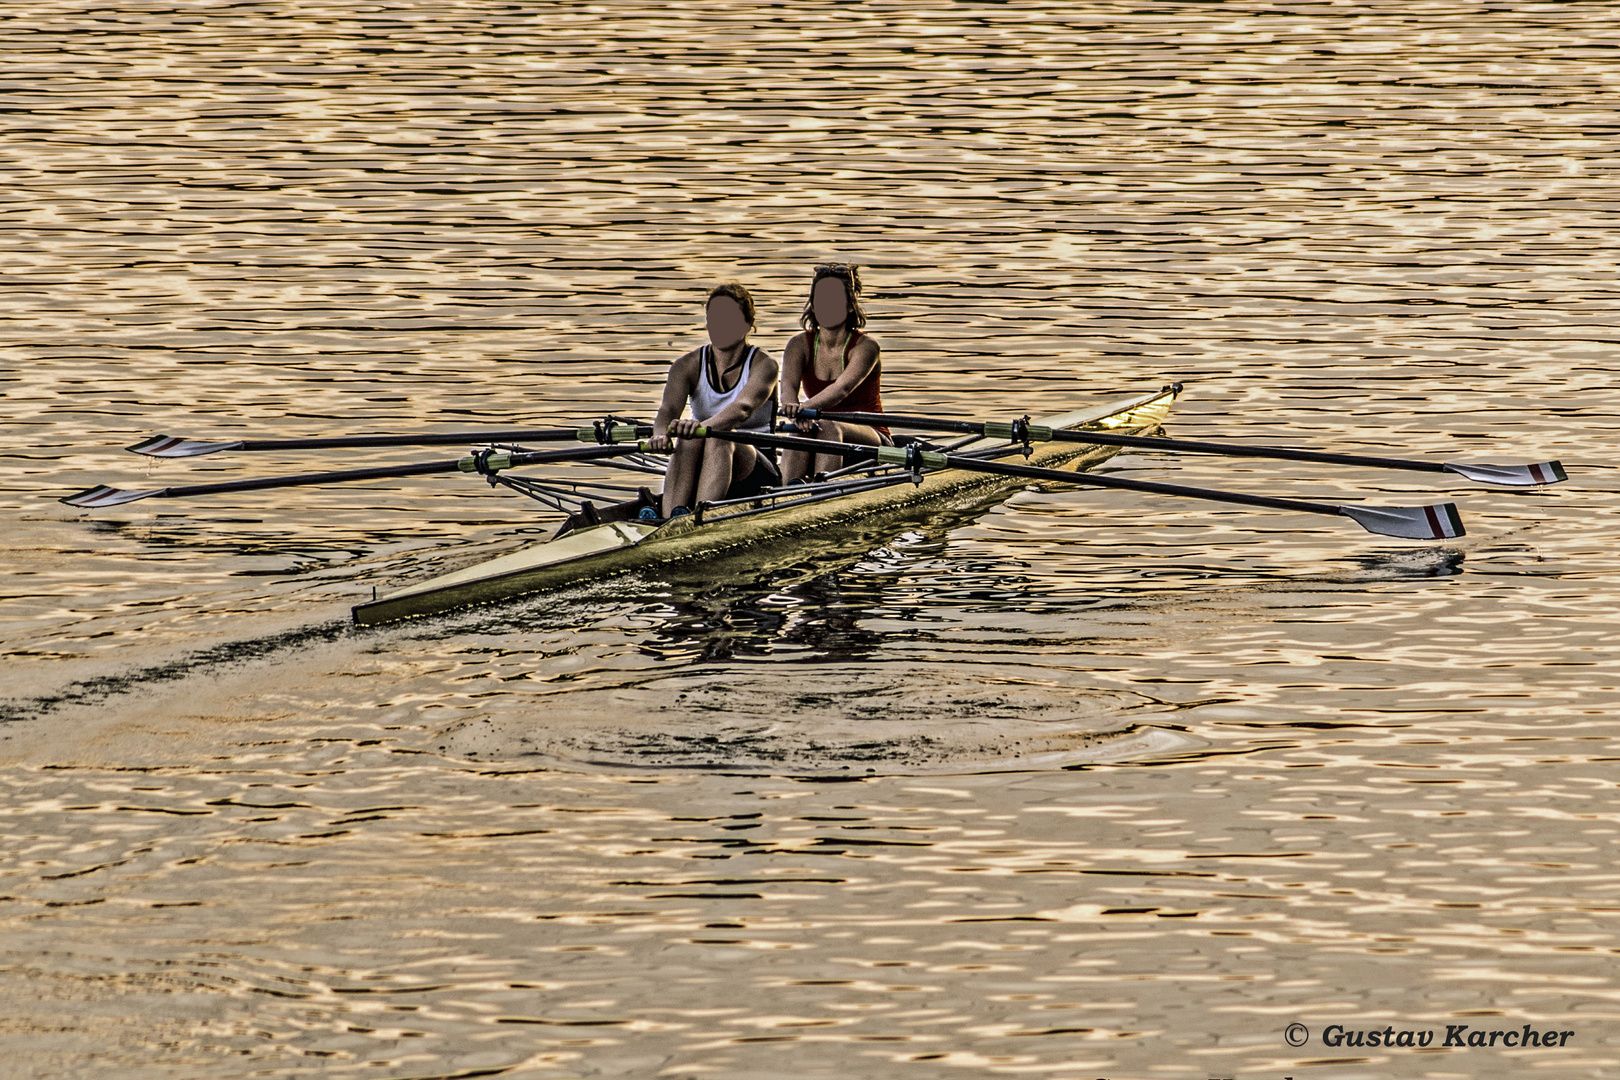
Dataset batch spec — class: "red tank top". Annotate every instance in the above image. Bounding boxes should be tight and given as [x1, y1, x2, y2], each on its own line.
[801, 329, 887, 436]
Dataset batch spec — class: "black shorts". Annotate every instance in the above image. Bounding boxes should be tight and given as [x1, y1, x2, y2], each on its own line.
[726, 450, 780, 500]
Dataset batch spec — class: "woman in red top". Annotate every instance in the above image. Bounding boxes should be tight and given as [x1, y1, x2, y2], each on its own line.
[779, 263, 891, 483]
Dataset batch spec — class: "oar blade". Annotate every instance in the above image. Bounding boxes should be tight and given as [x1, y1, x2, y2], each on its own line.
[1338, 502, 1465, 540]
[1443, 460, 1567, 486]
[60, 484, 163, 508]
[126, 435, 245, 458]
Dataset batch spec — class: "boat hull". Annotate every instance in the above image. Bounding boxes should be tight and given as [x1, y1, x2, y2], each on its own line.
[352, 384, 1182, 625]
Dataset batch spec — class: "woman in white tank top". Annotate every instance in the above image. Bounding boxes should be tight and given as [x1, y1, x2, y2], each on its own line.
[649, 283, 781, 519]
[687, 344, 776, 435]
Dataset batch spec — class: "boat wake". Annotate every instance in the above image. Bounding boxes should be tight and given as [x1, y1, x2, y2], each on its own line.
[504, 722, 1202, 777]
[429, 671, 1206, 776]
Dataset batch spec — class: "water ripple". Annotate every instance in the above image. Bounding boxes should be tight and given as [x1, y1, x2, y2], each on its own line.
[4, 2, 1620, 1077]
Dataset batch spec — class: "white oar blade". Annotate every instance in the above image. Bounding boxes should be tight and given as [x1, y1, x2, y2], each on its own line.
[1339, 503, 1465, 540]
[126, 435, 244, 458]
[60, 485, 162, 508]
[1443, 460, 1567, 486]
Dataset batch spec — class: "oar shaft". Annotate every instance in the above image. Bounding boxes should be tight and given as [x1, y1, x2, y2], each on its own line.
[63, 444, 649, 506]
[506, 444, 652, 468]
[143, 460, 464, 498]
[128, 424, 651, 458]
[698, 426, 1343, 517]
[805, 409, 1453, 473]
[233, 429, 584, 451]
[943, 454, 1345, 517]
[165, 446, 644, 497]
[708, 427, 862, 458]
[1070, 431, 1447, 472]
[802, 410, 982, 435]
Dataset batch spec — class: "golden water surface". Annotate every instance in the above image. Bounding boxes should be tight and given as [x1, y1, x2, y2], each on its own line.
[3, 2, 1619, 1077]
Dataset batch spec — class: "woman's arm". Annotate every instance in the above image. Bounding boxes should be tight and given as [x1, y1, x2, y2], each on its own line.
[778, 333, 807, 413]
[648, 351, 699, 450]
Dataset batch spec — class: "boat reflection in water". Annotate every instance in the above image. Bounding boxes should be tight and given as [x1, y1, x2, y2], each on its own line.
[417, 507, 1198, 777]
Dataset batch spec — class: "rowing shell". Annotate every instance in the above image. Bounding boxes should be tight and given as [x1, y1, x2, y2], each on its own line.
[351, 384, 1183, 625]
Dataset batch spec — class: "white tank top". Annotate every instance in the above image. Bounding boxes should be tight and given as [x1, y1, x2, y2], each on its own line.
[688, 345, 775, 433]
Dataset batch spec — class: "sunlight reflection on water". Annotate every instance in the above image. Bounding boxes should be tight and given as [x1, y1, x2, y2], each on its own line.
[3, 2, 1620, 1077]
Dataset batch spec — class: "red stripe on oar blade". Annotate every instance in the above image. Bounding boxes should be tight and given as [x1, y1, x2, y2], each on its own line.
[1445, 460, 1568, 486]
[1420, 503, 1465, 539]
[1527, 461, 1567, 485]
[1338, 503, 1465, 540]
[1431, 503, 1465, 538]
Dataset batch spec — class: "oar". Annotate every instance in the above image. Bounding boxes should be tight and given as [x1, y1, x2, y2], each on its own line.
[797, 408, 1565, 487]
[61, 444, 651, 509]
[126, 423, 651, 458]
[697, 427, 1464, 540]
